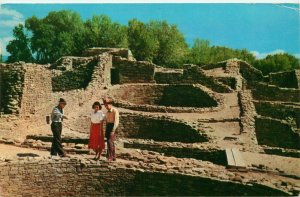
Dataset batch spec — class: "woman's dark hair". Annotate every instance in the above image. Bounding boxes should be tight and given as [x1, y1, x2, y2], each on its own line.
[92, 101, 102, 109]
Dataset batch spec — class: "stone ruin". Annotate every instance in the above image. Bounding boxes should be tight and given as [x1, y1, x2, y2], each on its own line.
[0, 47, 299, 196]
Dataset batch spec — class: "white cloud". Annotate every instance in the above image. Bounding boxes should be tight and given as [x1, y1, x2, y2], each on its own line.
[0, 36, 14, 56]
[0, 7, 23, 20]
[0, 6, 24, 27]
[250, 49, 300, 59]
[0, 20, 24, 27]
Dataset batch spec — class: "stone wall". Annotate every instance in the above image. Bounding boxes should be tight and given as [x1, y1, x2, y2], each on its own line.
[124, 140, 226, 165]
[0, 63, 25, 114]
[83, 47, 135, 60]
[254, 101, 300, 128]
[239, 61, 263, 82]
[255, 116, 300, 150]
[19, 64, 52, 117]
[0, 157, 289, 196]
[268, 70, 299, 89]
[51, 56, 94, 71]
[117, 113, 209, 143]
[109, 84, 223, 113]
[251, 83, 300, 102]
[154, 67, 184, 84]
[113, 56, 155, 84]
[238, 90, 257, 137]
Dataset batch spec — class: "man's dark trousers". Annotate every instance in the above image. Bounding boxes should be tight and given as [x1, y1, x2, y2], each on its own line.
[51, 122, 65, 156]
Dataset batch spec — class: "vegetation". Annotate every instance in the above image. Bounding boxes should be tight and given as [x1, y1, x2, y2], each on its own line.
[6, 10, 300, 74]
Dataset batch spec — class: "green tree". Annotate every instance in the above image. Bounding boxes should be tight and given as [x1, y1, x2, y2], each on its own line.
[0, 54, 2, 63]
[84, 15, 128, 49]
[25, 10, 85, 63]
[6, 24, 34, 63]
[187, 39, 211, 64]
[253, 53, 300, 75]
[127, 19, 159, 62]
[150, 21, 189, 67]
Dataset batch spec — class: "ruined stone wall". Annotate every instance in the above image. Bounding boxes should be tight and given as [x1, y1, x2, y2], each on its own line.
[0, 157, 288, 197]
[109, 84, 223, 113]
[251, 83, 300, 102]
[124, 140, 226, 165]
[255, 116, 300, 150]
[174, 66, 231, 93]
[269, 70, 299, 89]
[113, 56, 155, 84]
[154, 67, 184, 84]
[83, 47, 135, 60]
[117, 113, 208, 143]
[239, 61, 263, 82]
[19, 64, 52, 117]
[51, 56, 94, 71]
[0, 63, 25, 114]
[254, 101, 300, 128]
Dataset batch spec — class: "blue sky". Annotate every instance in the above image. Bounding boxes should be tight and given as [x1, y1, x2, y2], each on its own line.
[0, 3, 299, 59]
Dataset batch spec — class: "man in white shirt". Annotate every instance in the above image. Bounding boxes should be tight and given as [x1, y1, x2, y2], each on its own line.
[50, 98, 68, 157]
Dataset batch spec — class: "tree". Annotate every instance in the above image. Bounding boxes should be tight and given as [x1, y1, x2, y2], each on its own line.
[6, 24, 34, 63]
[128, 19, 189, 67]
[0, 54, 2, 63]
[83, 15, 128, 49]
[150, 21, 189, 67]
[127, 19, 159, 62]
[253, 53, 300, 75]
[187, 39, 211, 64]
[25, 10, 85, 63]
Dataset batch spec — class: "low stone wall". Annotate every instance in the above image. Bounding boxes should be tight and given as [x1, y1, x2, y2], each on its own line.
[255, 116, 300, 150]
[51, 56, 94, 71]
[251, 83, 300, 102]
[238, 91, 258, 145]
[83, 47, 135, 60]
[123, 140, 226, 165]
[154, 67, 184, 84]
[269, 70, 299, 89]
[0, 157, 289, 196]
[254, 101, 300, 128]
[263, 146, 300, 158]
[217, 77, 237, 90]
[109, 84, 223, 113]
[118, 113, 209, 143]
[181, 66, 231, 93]
[113, 57, 155, 84]
[239, 61, 263, 82]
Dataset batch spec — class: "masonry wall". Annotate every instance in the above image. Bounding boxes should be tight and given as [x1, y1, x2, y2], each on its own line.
[254, 101, 300, 128]
[269, 70, 299, 88]
[255, 117, 300, 150]
[110, 84, 219, 108]
[118, 113, 208, 143]
[124, 142, 226, 165]
[19, 65, 52, 117]
[113, 57, 155, 84]
[251, 83, 300, 102]
[0, 159, 288, 197]
[0, 63, 25, 114]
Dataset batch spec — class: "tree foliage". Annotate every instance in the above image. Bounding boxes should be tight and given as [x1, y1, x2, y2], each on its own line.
[253, 53, 300, 75]
[187, 39, 256, 65]
[6, 24, 34, 63]
[5, 10, 299, 74]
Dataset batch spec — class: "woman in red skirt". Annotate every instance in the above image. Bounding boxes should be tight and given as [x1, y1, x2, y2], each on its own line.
[88, 102, 105, 160]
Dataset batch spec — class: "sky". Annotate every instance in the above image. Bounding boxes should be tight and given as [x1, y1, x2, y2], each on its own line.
[0, 3, 299, 59]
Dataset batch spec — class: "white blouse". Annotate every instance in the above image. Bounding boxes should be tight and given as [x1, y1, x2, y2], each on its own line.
[91, 111, 105, 124]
